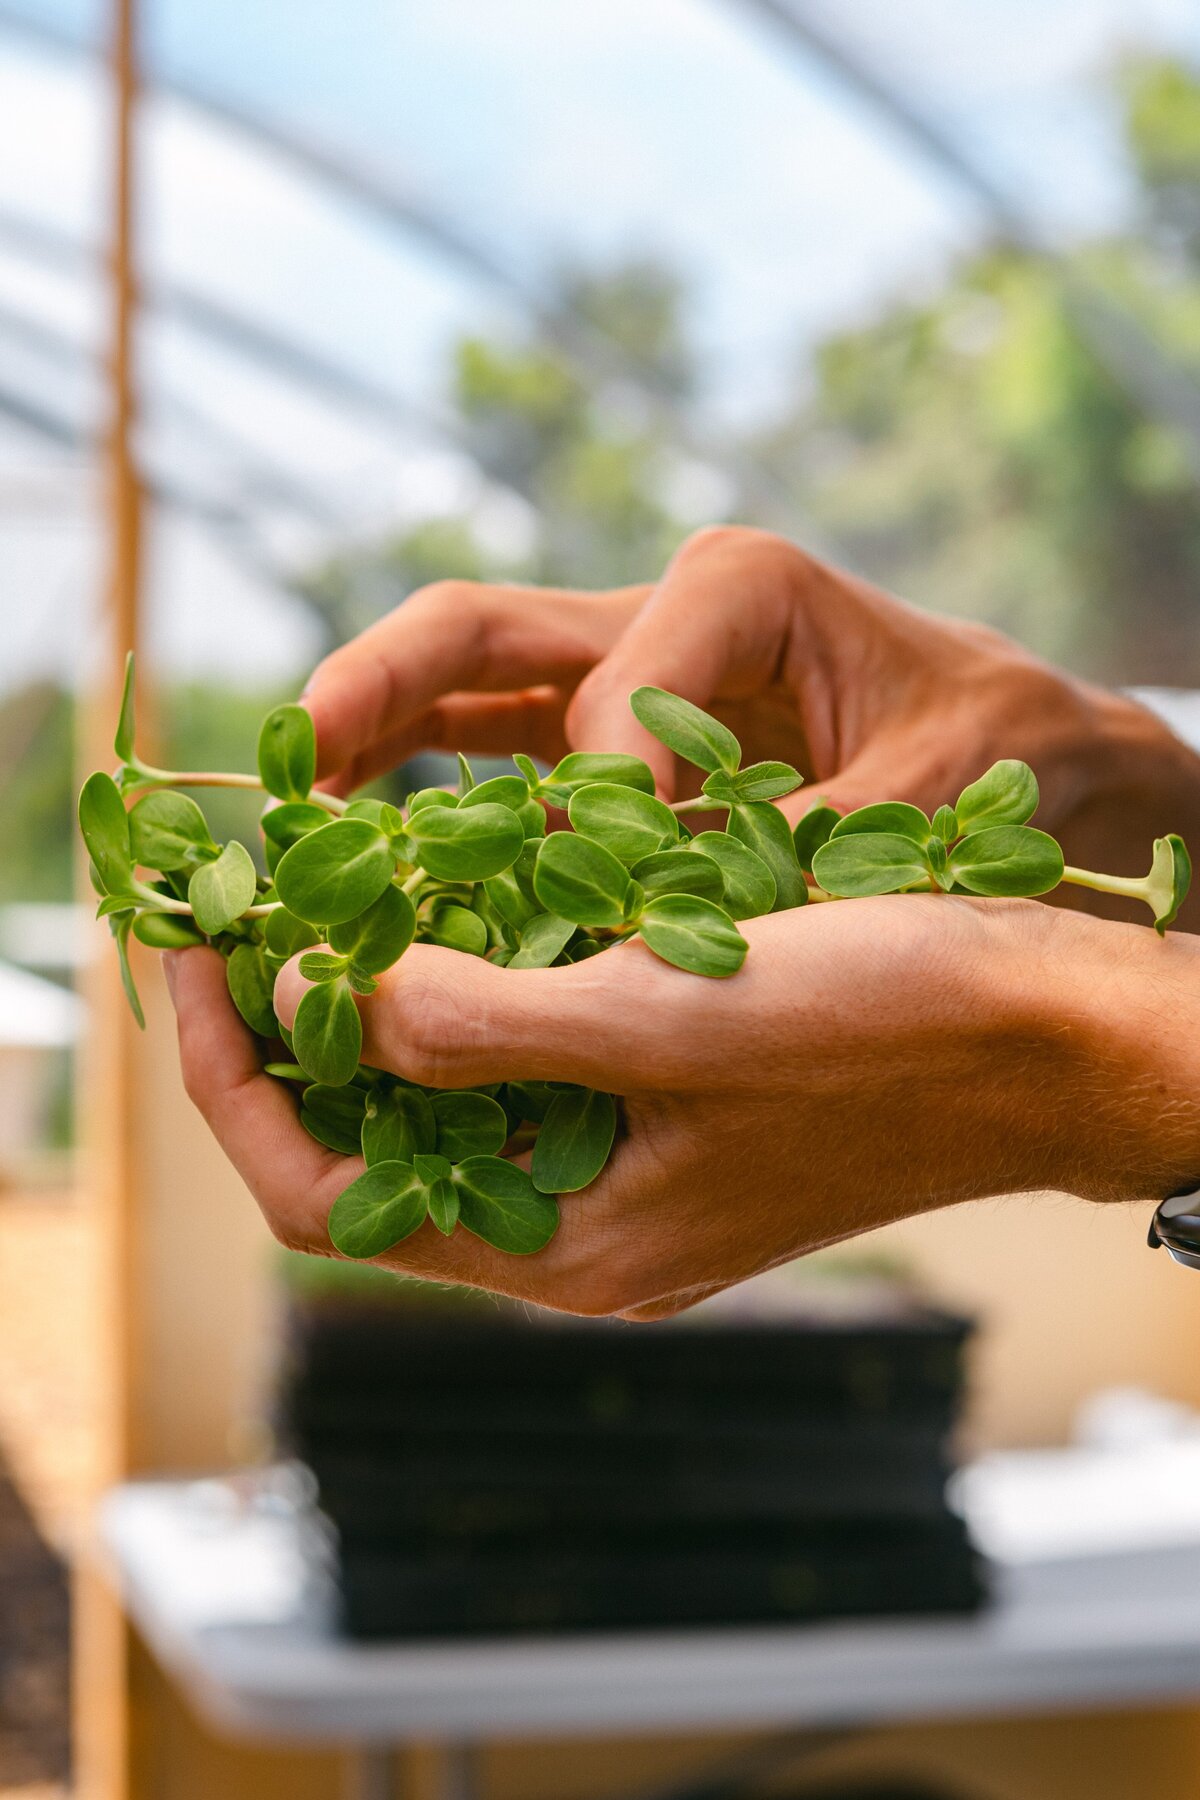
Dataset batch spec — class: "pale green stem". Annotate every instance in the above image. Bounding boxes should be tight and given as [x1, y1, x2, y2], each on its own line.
[1062, 865, 1149, 903]
[401, 866, 429, 896]
[124, 767, 348, 815]
[133, 882, 280, 920]
[804, 884, 840, 902]
[668, 796, 719, 815]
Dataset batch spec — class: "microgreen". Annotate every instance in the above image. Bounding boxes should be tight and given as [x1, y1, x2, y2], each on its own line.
[129, 792, 219, 870]
[257, 704, 316, 803]
[406, 802, 524, 882]
[188, 841, 258, 934]
[83, 657, 1192, 1268]
[630, 686, 740, 775]
[530, 1087, 617, 1194]
[274, 819, 395, 925]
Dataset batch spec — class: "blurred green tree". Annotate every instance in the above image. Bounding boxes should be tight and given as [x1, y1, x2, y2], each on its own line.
[763, 55, 1200, 685]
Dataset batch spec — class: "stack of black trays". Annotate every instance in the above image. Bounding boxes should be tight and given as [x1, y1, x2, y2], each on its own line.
[279, 1289, 984, 1639]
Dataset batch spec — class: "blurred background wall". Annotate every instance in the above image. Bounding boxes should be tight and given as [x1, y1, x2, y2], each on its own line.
[7, 2, 1200, 1797]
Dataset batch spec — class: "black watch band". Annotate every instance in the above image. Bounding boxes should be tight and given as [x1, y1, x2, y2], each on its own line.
[1149, 1187, 1200, 1270]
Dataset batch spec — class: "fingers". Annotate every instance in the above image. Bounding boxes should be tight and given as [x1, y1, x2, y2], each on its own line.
[565, 528, 800, 796]
[273, 939, 663, 1092]
[163, 947, 351, 1251]
[303, 582, 647, 781]
[320, 687, 568, 797]
[272, 908, 846, 1098]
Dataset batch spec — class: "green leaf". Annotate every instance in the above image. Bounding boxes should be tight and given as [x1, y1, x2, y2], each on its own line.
[630, 686, 740, 775]
[131, 911, 205, 950]
[292, 977, 362, 1086]
[638, 894, 748, 977]
[504, 1079, 558, 1124]
[129, 792, 218, 871]
[328, 883, 415, 973]
[927, 836, 951, 891]
[792, 803, 839, 874]
[112, 912, 144, 1028]
[261, 802, 331, 875]
[454, 1157, 560, 1254]
[346, 969, 378, 998]
[732, 759, 803, 801]
[408, 787, 459, 814]
[257, 703, 316, 802]
[631, 847, 725, 904]
[948, 826, 1064, 897]
[362, 1086, 436, 1166]
[704, 761, 803, 804]
[456, 751, 476, 794]
[483, 868, 539, 930]
[421, 902, 489, 956]
[298, 951, 349, 982]
[931, 804, 959, 843]
[727, 802, 808, 910]
[513, 753, 543, 789]
[301, 1083, 367, 1156]
[515, 798, 547, 839]
[226, 942, 278, 1033]
[264, 906, 320, 959]
[413, 1151, 453, 1186]
[79, 772, 135, 896]
[114, 651, 137, 760]
[407, 803, 524, 882]
[96, 893, 134, 919]
[431, 1090, 509, 1160]
[261, 801, 330, 848]
[427, 1179, 460, 1235]
[188, 840, 258, 934]
[459, 774, 530, 811]
[537, 751, 655, 806]
[568, 783, 678, 865]
[1148, 834, 1192, 934]
[533, 832, 632, 927]
[328, 1161, 427, 1259]
[274, 819, 395, 926]
[508, 912, 576, 968]
[531, 1088, 616, 1194]
[264, 1063, 305, 1081]
[955, 761, 1039, 831]
[830, 802, 931, 846]
[689, 832, 775, 918]
[811, 833, 931, 897]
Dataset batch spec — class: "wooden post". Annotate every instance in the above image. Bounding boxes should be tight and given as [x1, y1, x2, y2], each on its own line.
[71, 0, 143, 1796]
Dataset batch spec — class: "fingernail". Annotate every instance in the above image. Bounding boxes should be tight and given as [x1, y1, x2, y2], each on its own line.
[161, 951, 179, 1003]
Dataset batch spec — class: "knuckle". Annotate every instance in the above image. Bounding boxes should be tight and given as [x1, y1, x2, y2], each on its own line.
[672, 523, 751, 565]
[407, 579, 484, 627]
[673, 523, 802, 576]
[390, 971, 471, 1086]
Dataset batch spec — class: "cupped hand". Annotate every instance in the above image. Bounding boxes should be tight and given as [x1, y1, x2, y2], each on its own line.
[164, 896, 1200, 1320]
[301, 527, 1200, 899]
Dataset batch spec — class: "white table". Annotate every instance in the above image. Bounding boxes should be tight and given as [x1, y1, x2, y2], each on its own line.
[97, 1446, 1200, 1799]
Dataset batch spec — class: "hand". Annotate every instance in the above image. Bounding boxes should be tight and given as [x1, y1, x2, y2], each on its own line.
[301, 526, 1200, 920]
[164, 898, 1200, 1319]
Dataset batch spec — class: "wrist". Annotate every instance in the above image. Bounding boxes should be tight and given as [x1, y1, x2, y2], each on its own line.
[1000, 903, 1200, 1202]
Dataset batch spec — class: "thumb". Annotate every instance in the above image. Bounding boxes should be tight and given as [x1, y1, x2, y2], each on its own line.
[273, 943, 642, 1092]
[565, 530, 794, 797]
